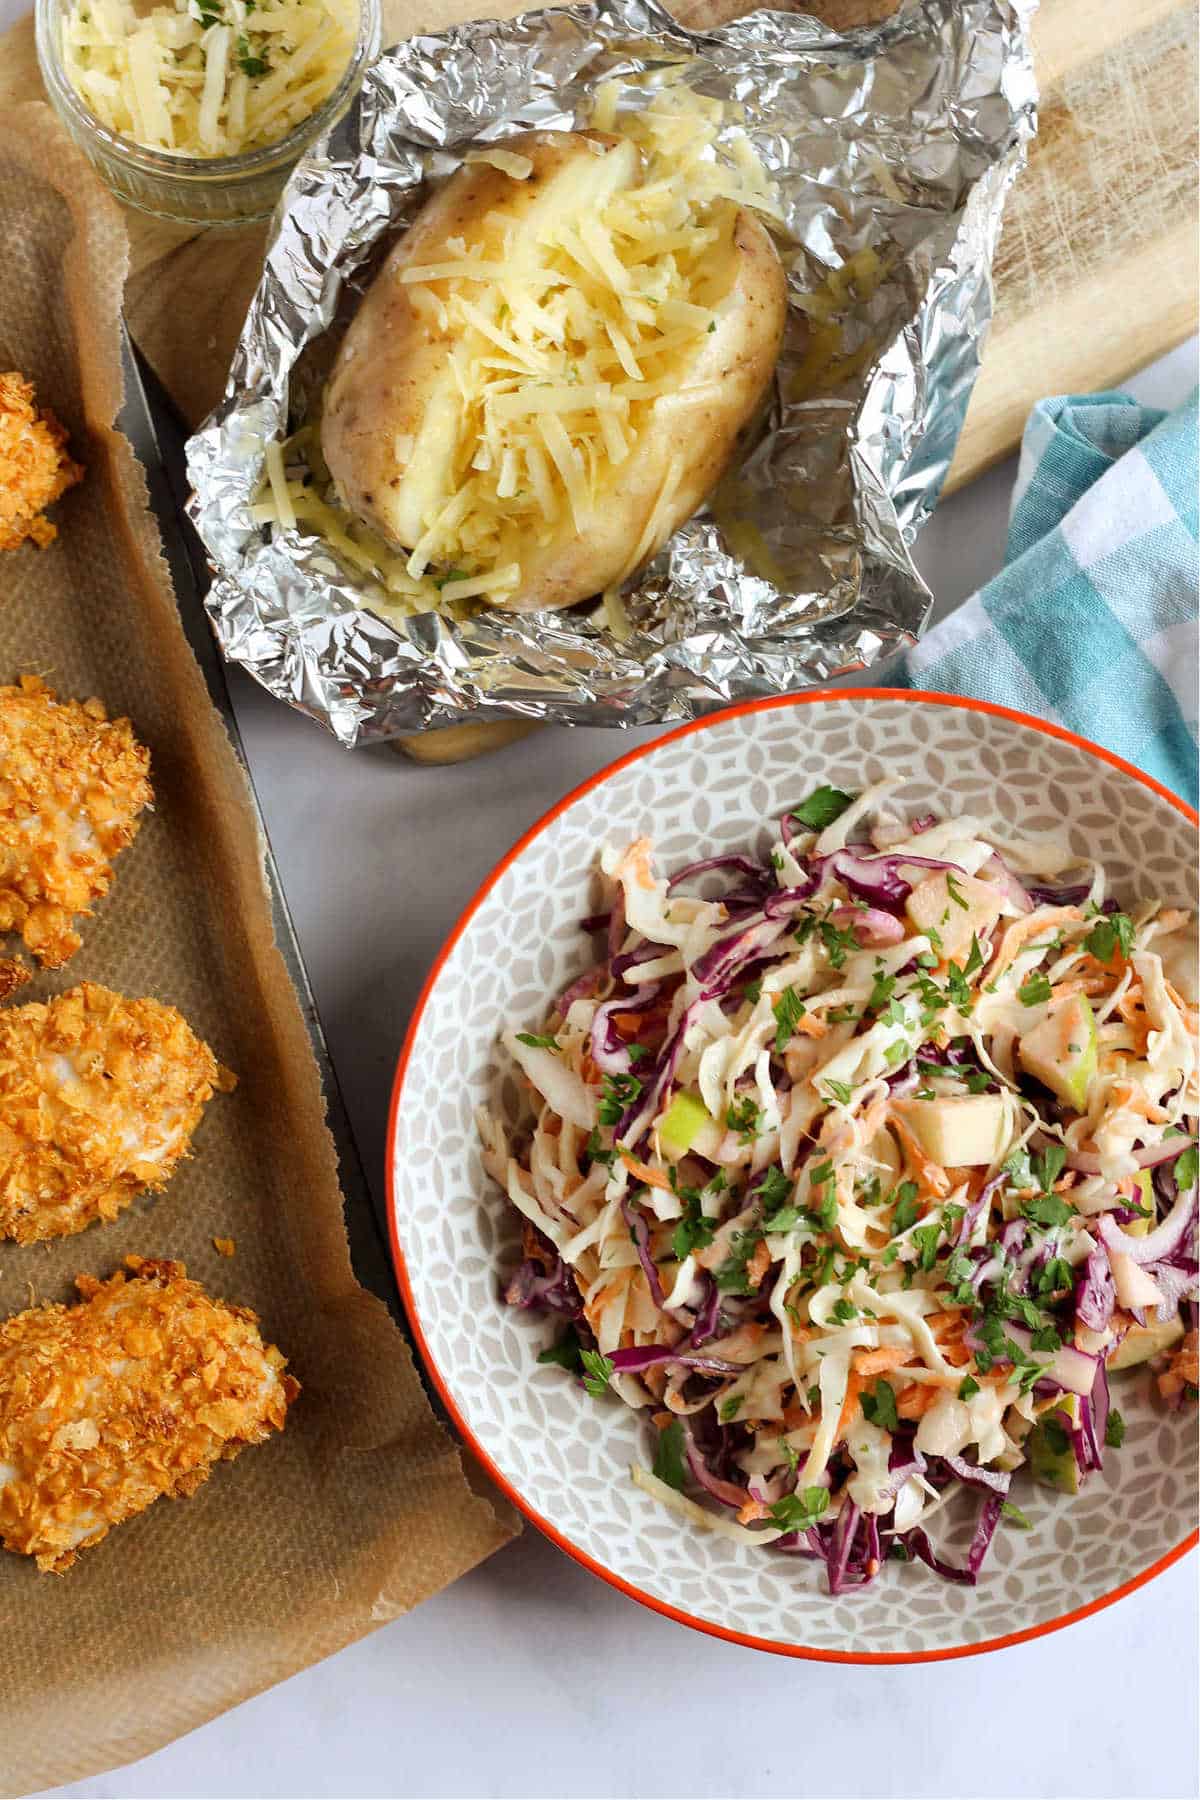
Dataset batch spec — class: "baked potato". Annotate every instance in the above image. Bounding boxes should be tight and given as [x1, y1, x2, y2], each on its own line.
[321, 119, 787, 615]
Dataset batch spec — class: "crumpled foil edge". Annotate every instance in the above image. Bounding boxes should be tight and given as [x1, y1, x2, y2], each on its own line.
[187, 0, 1037, 746]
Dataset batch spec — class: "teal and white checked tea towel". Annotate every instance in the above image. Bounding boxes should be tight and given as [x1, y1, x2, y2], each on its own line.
[898, 391, 1199, 804]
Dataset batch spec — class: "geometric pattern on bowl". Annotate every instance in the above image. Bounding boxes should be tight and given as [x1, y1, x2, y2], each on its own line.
[389, 693, 1198, 1659]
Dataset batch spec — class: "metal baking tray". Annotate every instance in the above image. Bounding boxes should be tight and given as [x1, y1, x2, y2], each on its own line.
[119, 331, 403, 1321]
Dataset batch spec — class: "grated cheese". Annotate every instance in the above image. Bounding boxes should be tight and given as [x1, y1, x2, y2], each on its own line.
[258, 70, 782, 619]
[60, 0, 356, 157]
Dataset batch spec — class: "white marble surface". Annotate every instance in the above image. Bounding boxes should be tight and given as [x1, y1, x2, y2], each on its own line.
[8, 43, 1198, 1788]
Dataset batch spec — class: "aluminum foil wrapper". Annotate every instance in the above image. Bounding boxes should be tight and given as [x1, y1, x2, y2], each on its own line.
[187, 0, 1036, 747]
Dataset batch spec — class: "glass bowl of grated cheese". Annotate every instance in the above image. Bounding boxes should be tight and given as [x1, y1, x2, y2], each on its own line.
[36, 0, 380, 225]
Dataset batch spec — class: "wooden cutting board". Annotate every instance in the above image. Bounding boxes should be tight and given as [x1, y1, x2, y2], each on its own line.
[2, 0, 1194, 490]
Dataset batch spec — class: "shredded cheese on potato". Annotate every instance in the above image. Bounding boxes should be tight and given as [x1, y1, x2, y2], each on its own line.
[382, 76, 781, 593]
[60, 0, 356, 157]
[255, 72, 782, 619]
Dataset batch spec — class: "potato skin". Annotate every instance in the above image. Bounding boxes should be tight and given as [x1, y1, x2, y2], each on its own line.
[322, 131, 636, 551]
[321, 129, 787, 613]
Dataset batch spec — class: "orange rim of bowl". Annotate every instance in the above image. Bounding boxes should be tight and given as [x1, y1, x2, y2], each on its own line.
[385, 687, 1199, 1663]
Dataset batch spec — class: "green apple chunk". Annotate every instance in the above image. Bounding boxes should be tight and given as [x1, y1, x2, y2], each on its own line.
[898, 1094, 1008, 1167]
[1108, 1314, 1184, 1370]
[658, 1089, 715, 1160]
[904, 871, 1003, 964]
[1027, 1397, 1082, 1494]
[1017, 993, 1098, 1112]
[1123, 1169, 1154, 1239]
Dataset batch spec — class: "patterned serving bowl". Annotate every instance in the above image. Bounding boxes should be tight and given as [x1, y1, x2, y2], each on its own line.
[387, 691, 1198, 1660]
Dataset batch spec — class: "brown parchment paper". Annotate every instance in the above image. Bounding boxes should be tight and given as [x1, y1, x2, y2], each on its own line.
[0, 103, 517, 1799]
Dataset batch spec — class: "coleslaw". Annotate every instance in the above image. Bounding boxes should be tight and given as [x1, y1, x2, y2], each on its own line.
[478, 784, 1198, 1592]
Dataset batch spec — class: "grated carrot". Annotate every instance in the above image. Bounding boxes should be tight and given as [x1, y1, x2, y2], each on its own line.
[988, 907, 1082, 985]
[620, 1150, 675, 1193]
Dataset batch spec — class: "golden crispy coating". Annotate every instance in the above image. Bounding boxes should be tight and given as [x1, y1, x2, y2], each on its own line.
[0, 958, 30, 1000]
[0, 982, 235, 1244]
[0, 372, 84, 551]
[0, 1256, 296, 1572]
[0, 673, 152, 967]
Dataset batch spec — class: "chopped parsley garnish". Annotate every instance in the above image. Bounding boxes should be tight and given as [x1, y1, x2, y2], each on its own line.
[583, 1127, 614, 1171]
[719, 1395, 742, 1422]
[1023, 1192, 1074, 1228]
[652, 1420, 686, 1490]
[819, 917, 861, 970]
[962, 934, 985, 979]
[1000, 1500, 1033, 1530]
[867, 971, 896, 1014]
[805, 1160, 838, 1232]
[235, 33, 269, 76]
[1034, 1256, 1073, 1297]
[1003, 1146, 1035, 1191]
[756, 1166, 793, 1213]
[1036, 1143, 1067, 1190]
[772, 986, 806, 1052]
[830, 1298, 858, 1323]
[1105, 1408, 1127, 1448]
[725, 1095, 763, 1141]
[1018, 971, 1053, 1007]
[957, 1374, 980, 1400]
[580, 1349, 614, 1397]
[790, 786, 856, 831]
[598, 1071, 642, 1125]
[823, 1078, 854, 1106]
[537, 1324, 582, 1372]
[779, 1439, 800, 1476]
[888, 1539, 910, 1561]
[945, 962, 973, 1012]
[627, 1043, 650, 1064]
[965, 1068, 993, 1094]
[915, 972, 946, 1015]
[945, 871, 970, 910]
[1084, 912, 1134, 964]
[860, 1379, 898, 1431]
[1175, 1144, 1198, 1192]
[715, 1230, 764, 1294]
[911, 1222, 941, 1272]
[672, 1193, 716, 1262]
[768, 1487, 830, 1532]
[516, 1032, 559, 1050]
[890, 1181, 920, 1236]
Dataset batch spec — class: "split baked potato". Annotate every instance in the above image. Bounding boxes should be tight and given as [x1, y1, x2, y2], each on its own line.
[321, 110, 787, 615]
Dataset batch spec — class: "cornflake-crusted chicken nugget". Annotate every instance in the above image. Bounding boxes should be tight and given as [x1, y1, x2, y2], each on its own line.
[0, 1256, 296, 1572]
[0, 674, 152, 968]
[0, 372, 84, 551]
[0, 982, 235, 1244]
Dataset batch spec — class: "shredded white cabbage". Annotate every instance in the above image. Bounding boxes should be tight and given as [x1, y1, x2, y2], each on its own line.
[480, 786, 1199, 1589]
